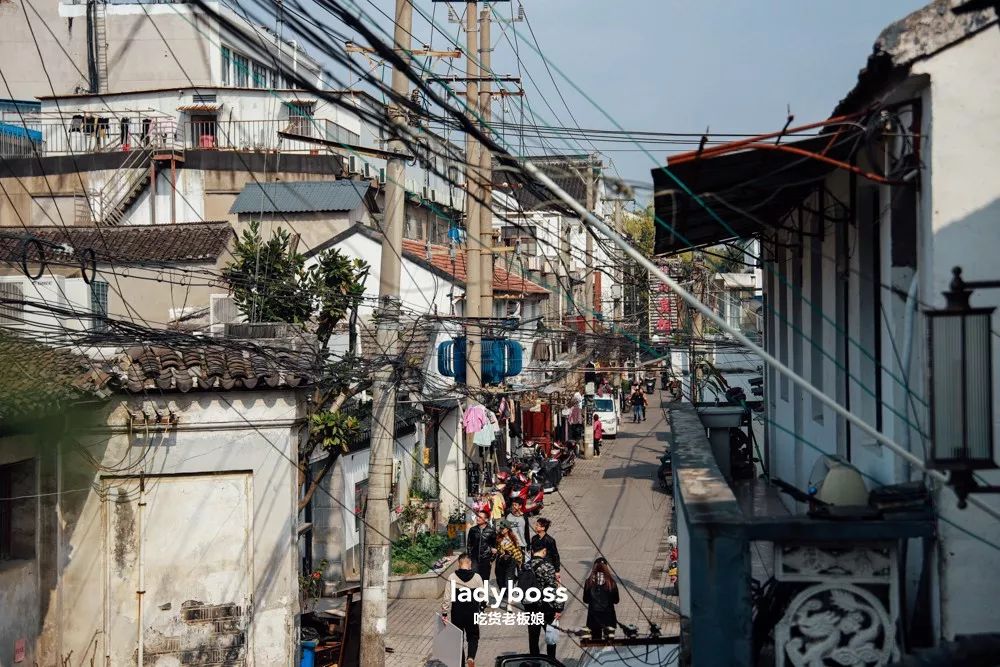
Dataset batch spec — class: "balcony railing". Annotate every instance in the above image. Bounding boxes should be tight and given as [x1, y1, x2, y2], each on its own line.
[184, 119, 360, 154]
[0, 113, 178, 158]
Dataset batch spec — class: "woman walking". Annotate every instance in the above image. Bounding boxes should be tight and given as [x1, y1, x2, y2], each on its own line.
[583, 557, 620, 640]
[494, 522, 524, 604]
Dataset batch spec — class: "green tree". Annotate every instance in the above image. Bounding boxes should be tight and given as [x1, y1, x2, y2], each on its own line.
[622, 205, 655, 341]
[222, 220, 371, 510]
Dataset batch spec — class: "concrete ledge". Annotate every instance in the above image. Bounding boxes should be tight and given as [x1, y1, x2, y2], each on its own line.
[388, 555, 459, 600]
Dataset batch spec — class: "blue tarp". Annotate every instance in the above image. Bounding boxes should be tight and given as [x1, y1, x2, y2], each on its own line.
[0, 123, 42, 142]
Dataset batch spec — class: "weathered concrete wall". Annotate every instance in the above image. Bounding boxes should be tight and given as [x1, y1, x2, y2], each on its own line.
[2, 390, 309, 666]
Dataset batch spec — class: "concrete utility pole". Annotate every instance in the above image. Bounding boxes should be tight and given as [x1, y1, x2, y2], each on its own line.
[478, 6, 494, 322]
[689, 254, 706, 404]
[583, 155, 596, 334]
[360, 1, 410, 664]
[464, 1, 482, 396]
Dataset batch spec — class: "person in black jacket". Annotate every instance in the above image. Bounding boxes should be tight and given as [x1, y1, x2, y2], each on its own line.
[466, 511, 496, 584]
[442, 553, 484, 667]
[583, 557, 620, 640]
[529, 517, 560, 579]
[519, 546, 564, 659]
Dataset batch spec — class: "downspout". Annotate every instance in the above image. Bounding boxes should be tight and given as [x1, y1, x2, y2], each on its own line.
[900, 273, 919, 481]
[137, 471, 146, 666]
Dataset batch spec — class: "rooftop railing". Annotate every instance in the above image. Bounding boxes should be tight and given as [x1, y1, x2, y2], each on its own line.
[0, 113, 178, 158]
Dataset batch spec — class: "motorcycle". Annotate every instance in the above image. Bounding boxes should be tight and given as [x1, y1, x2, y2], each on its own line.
[550, 440, 577, 476]
[507, 468, 545, 515]
[657, 450, 673, 490]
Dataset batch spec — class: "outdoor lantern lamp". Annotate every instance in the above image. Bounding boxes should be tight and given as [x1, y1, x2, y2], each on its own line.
[927, 266, 1000, 507]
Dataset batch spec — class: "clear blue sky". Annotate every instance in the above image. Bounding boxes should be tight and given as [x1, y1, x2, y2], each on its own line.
[343, 1, 929, 187]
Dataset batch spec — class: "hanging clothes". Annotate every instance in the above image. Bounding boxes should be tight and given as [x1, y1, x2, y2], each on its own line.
[473, 409, 499, 447]
[463, 404, 489, 433]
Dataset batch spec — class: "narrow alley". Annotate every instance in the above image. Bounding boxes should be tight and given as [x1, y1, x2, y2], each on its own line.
[386, 393, 679, 666]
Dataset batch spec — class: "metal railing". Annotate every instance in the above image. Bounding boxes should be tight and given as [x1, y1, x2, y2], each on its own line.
[184, 119, 359, 154]
[0, 115, 177, 158]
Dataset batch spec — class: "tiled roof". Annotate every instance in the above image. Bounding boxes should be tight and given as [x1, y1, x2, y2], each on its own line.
[0, 334, 110, 424]
[493, 155, 591, 212]
[400, 238, 548, 295]
[230, 180, 369, 214]
[117, 345, 314, 393]
[0, 223, 233, 265]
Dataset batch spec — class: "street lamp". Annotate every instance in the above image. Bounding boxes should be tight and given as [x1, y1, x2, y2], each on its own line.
[926, 266, 999, 507]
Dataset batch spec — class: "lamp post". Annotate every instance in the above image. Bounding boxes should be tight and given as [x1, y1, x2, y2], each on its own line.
[926, 266, 999, 507]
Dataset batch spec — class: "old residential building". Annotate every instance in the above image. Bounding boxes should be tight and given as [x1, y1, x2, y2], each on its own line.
[0, 337, 312, 666]
[654, 2, 1000, 664]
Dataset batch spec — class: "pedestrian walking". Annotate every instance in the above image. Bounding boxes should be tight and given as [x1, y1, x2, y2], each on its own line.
[495, 522, 524, 604]
[442, 553, 484, 667]
[593, 413, 603, 457]
[583, 557, 620, 640]
[529, 517, 561, 579]
[630, 389, 643, 423]
[466, 511, 496, 584]
[519, 546, 564, 659]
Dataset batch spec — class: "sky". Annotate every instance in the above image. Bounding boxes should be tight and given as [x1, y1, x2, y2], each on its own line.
[326, 0, 929, 190]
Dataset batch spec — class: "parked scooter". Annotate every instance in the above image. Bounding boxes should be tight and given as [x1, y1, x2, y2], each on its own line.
[507, 467, 545, 515]
[657, 450, 673, 490]
[550, 439, 577, 476]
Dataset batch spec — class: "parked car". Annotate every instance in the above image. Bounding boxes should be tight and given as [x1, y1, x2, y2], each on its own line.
[594, 396, 619, 438]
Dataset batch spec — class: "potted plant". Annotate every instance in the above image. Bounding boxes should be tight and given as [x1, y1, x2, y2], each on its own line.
[299, 559, 329, 613]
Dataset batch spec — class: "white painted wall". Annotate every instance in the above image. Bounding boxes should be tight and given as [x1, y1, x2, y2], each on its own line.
[911, 26, 1000, 640]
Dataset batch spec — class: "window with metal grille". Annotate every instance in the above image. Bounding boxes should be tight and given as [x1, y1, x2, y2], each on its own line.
[0, 281, 23, 325]
[252, 61, 268, 89]
[288, 102, 315, 136]
[0, 459, 36, 561]
[90, 280, 108, 332]
[233, 54, 249, 87]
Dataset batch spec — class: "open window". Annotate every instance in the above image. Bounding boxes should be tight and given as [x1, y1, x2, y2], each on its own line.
[287, 101, 316, 137]
[0, 458, 37, 561]
[191, 113, 218, 149]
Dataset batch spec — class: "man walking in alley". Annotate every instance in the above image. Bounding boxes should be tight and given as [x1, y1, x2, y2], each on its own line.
[519, 545, 564, 660]
[467, 511, 496, 585]
[630, 389, 645, 423]
[442, 553, 484, 667]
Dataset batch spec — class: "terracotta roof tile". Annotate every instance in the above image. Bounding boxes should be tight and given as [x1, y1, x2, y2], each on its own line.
[400, 238, 547, 295]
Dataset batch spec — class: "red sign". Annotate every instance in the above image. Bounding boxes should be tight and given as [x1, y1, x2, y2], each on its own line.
[14, 638, 25, 663]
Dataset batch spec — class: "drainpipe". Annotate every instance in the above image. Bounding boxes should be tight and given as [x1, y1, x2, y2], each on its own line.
[137, 471, 146, 666]
[900, 272, 919, 480]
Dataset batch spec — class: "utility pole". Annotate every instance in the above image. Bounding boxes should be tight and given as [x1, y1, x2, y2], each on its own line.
[689, 254, 705, 404]
[464, 1, 482, 398]
[583, 155, 596, 334]
[360, 1, 410, 665]
[479, 6, 494, 322]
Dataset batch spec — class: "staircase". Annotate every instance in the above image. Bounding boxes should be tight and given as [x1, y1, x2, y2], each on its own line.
[76, 148, 154, 225]
[94, 1, 109, 94]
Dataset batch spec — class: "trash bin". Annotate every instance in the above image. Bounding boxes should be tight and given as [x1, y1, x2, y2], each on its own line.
[300, 639, 318, 667]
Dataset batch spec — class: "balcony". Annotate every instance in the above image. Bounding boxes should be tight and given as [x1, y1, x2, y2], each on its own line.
[0, 113, 178, 158]
[667, 401, 933, 666]
[0, 114, 360, 159]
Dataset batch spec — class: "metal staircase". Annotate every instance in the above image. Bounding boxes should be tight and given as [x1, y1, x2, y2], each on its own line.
[75, 147, 154, 225]
[94, 0, 109, 94]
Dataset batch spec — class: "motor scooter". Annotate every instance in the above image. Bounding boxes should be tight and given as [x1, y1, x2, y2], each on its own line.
[508, 470, 545, 515]
[550, 440, 577, 476]
[657, 450, 673, 490]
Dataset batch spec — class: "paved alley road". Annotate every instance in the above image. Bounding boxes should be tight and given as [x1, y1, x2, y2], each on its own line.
[386, 393, 679, 666]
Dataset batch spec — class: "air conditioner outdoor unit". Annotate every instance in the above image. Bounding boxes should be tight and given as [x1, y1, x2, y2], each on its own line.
[363, 162, 373, 179]
[430, 189, 441, 204]
[379, 168, 386, 184]
[348, 155, 360, 174]
[527, 256, 543, 271]
[422, 185, 430, 200]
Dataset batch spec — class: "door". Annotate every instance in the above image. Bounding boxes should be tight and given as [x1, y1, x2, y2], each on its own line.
[104, 473, 253, 665]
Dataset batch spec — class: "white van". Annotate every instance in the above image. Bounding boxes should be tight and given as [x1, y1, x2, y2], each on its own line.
[594, 396, 619, 438]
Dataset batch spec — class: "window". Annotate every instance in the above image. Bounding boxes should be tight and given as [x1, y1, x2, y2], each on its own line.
[90, 280, 108, 332]
[233, 54, 249, 87]
[221, 47, 231, 86]
[288, 102, 315, 136]
[252, 61, 268, 89]
[595, 398, 615, 412]
[0, 281, 23, 325]
[0, 459, 36, 561]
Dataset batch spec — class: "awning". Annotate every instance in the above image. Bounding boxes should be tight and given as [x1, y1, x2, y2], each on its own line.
[176, 103, 222, 112]
[652, 130, 862, 255]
